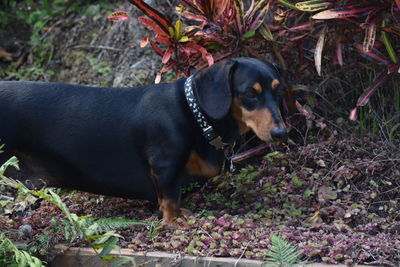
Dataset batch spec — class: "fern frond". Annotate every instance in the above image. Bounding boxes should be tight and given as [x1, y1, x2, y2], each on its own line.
[87, 217, 150, 233]
[0, 231, 45, 267]
[264, 234, 304, 267]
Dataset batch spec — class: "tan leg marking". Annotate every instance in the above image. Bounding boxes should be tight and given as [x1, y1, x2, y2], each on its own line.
[158, 198, 180, 223]
[185, 151, 220, 179]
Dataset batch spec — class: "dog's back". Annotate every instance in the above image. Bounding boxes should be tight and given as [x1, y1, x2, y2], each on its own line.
[0, 81, 172, 200]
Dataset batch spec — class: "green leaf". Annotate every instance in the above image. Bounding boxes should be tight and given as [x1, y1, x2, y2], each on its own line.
[382, 21, 398, 63]
[0, 156, 19, 176]
[178, 36, 189, 43]
[276, 0, 297, 10]
[174, 20, 183, 40]
[241, 30, 256, 39]
[259, 23, 274, 41]
[101, 255, 117, 261]
[295, 1, 332, 12]
[100, 237, 119, 259]
[111, 257, 136, 267]
[265, 234, 304, 266]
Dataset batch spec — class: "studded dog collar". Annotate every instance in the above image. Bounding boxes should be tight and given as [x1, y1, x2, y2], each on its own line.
[184, 75, 229, 150]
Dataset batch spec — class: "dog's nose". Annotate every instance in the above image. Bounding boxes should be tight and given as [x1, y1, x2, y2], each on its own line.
[270, 126, 287, 141]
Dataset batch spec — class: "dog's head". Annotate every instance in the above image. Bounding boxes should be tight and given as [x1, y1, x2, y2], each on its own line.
[192, 57, 287, 143]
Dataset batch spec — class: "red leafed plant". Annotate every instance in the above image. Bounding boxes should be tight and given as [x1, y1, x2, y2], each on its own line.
[272, 0, 399, 119]
[109, 0, 272, 82]
[110, 1, 214, 83]
[109, 0, 399, 121]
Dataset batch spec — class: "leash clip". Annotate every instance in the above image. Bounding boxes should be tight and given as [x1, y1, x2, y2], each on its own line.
[209, 136, 229, 150]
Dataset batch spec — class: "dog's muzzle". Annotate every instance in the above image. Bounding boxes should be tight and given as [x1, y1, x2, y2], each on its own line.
[270, 126, 287, 141]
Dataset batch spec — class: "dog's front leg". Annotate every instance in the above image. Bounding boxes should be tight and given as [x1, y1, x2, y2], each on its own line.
[149, 154, 187, 225]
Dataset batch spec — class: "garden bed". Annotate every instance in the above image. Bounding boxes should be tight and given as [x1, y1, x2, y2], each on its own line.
[2, 134, 399, 266]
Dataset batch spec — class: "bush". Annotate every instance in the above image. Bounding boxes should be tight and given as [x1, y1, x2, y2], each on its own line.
[110, 0, 399, 118]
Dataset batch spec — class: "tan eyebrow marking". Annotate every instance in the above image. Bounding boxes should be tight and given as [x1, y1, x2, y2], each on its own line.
[253, 82, 263, 93]
[271, 79, 280, 90]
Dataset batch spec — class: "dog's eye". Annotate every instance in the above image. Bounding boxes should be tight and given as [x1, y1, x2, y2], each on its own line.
[243, 91, 257, 99]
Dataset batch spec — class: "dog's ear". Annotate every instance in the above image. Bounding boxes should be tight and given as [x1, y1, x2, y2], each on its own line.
[192, 59, 237, 120]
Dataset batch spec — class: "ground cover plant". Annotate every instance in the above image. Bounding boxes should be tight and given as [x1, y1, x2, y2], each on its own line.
[1, 133, 399, 265]
[0, 156, 146, 266]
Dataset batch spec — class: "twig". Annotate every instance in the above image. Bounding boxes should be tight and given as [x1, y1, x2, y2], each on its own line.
[70, 45, 123, 51]
[234, 241, 250, 267]
[200, 226, 212, 239]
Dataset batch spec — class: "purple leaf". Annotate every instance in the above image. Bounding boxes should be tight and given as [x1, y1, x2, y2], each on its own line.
[356, 70, 389, 106]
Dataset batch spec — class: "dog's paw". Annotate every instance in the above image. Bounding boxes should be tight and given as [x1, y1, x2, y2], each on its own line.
[180, 208, 192, 217]
[164, 216, 189, 229]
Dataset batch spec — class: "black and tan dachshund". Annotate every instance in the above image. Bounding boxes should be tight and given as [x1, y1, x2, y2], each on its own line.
[0, 57, 287, 224]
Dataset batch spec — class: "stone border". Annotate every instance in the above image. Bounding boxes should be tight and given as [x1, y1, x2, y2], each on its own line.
[50, 244, 373, 267]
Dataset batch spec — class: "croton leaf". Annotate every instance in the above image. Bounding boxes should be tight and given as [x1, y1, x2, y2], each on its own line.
[160, 60, 178, 73]
[246, 0, 269, 23]
[162, 46, 174, 64]
[174, 20, 183, 41]
[140, 37, 149, 48]
[382, 21, 398, 63]
[314, 30, 325, 76]
[179, 11, 208, 24]
[383, 26, 400, 37]
[276, 0, 297, 10]
[178, 0, 200, 13]
[155, 34, 172, 45]
[336, 39, 343, 66]
[288, 21, 314, 31]
[356, 44, 390, 65]
[128, 0, 171, 35]
[234, 0, 245, 34]
[149, 39, 164, 57]
[295, 100, 310, 116]
[155, 72, 162, 84]
[138, 17, 169, 36]
[249, 3, 270, 31]
[349, 107, 358, 121]
[295, 1, 332, 12]
[356, 69, 389, 106]
[362, 23, 376, 52]
[259, 23, 274, 41]
[107, 11, 130, 22]
[241, 29, 256, 39]
[178, 36, 190, 43]
[184, 43, 214, 66]
[312, 5, 377, 20]
[214, 0, 231, 17]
